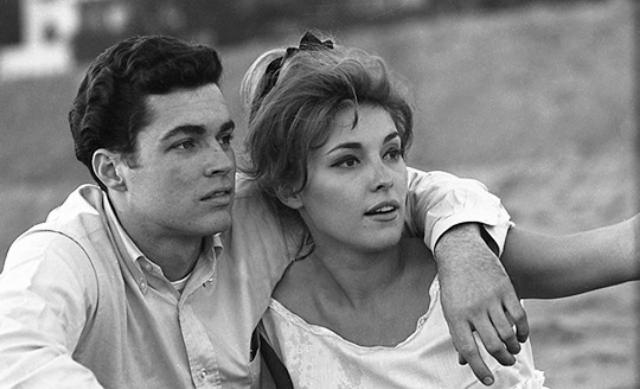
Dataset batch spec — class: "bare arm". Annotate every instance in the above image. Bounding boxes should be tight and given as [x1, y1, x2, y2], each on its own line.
[501, 215, 639, 299]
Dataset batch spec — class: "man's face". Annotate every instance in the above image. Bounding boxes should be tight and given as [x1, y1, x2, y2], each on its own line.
[118, 83, 236, 240]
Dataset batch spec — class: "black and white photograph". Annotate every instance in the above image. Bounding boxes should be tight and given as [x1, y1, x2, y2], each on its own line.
[0, 0, 637, 388]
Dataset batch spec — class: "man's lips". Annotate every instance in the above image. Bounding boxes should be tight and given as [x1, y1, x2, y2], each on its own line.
[200, 187, 233, 202]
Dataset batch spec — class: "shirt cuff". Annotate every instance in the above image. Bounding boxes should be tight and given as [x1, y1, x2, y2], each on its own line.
[429, 206, 513, 256]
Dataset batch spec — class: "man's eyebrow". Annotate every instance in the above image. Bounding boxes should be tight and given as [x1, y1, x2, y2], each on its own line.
[325, 131, 400, 154]
[383, 132, 400, 144]
[160, 125, 206, 142]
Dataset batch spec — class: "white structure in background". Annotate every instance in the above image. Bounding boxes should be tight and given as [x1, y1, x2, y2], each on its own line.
[0, 0, 82, 81]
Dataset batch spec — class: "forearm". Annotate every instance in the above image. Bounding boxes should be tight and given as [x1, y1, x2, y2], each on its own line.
[405, 167, 530, 382]
[434, 223, 495, 266]
[502, 216, 639, 299]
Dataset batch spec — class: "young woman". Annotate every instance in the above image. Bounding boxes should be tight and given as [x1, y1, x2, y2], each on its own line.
[241, 33, 638, 388]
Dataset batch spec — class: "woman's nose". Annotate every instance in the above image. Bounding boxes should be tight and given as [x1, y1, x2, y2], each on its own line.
[370, 162, 393, 191]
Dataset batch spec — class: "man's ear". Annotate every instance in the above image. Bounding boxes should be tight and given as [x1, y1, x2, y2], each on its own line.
[92, 149, 127, 192]
[276, 186, 303, 210]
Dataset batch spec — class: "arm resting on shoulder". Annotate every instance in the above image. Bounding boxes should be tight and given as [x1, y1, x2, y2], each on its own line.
[404, 167, 526, 386]
[502, 215, 639, 299]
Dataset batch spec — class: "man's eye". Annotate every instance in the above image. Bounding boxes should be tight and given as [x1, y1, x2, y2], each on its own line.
[218, 133, 234, 147]
[172, 139, 196, 150]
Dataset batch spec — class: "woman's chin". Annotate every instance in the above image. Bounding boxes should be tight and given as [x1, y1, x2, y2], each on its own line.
[359, 230, 404, 252]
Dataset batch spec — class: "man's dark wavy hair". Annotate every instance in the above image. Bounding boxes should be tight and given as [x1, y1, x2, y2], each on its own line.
[68, 35, 222, 189]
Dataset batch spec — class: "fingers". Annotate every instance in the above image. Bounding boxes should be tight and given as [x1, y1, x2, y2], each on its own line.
[474, 316, 516, 367]
[450, 322, 495, 386]
[503, 294, 529, 343]
[488, 305, 520, 355]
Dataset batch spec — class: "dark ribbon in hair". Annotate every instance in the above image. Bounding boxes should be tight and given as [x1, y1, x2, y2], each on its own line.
[258, 32, 334, 100]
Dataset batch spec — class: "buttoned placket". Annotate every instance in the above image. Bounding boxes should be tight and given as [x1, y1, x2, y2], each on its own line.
[178, 247, 221, 388]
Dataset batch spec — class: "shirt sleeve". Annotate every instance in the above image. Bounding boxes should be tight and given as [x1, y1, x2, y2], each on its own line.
[404, 168, 512, 254]
[0, 231, 104, 388]
[228, 173, 301, 289]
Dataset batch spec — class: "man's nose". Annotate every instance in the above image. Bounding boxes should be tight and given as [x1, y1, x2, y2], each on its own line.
[204, 145, 235, 177]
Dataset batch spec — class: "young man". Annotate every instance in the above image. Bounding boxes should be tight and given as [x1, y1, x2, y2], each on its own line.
[0, 36, 523, 388]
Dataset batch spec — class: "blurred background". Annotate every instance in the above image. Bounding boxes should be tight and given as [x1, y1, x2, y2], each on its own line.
[0, 0, 637, 387]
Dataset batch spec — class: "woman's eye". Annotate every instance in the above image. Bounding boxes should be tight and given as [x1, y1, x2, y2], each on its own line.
[333, 157, 359, 168]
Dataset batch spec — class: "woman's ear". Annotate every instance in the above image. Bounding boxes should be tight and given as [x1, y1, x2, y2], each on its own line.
[276, 186, 303, 210]
[92, 149, 127, 192]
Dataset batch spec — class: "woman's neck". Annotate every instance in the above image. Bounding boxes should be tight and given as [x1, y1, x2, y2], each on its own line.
[274, 237, 436, 347]
[309, 242, 407, 308]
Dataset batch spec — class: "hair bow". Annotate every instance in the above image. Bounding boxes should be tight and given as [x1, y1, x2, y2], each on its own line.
[259, 32, 334, 100]
[290, 32, 334, 55]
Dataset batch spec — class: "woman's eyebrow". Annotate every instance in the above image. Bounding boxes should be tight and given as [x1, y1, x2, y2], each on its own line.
[325, 131, 400, 155]
[325, 142, 362, 154]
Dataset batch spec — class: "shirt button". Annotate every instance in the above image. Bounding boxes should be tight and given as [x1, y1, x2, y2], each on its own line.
[143, 262, 152, 271]
[199, 369, 207, 379]
[139, 279, 147, 293]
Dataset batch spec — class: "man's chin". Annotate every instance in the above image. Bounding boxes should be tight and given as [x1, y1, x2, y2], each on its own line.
[203, 214, 232, 236]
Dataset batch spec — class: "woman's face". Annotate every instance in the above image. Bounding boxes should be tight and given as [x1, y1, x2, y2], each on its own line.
[293, 104, 408, 254]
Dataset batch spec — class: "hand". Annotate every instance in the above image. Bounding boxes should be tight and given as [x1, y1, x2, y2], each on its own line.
[434, 223, 528, 386]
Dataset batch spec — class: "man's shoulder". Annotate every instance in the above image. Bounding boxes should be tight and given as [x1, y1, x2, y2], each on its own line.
[5, 184, 118, 280]
[233, 172, 262, 200]
[16, 184, 109, 249]
[232, 173, 276, 218]
[44, 184, 104, 222]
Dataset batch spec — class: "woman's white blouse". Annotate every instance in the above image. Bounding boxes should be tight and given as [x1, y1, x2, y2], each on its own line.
[261, 277, 547, 389]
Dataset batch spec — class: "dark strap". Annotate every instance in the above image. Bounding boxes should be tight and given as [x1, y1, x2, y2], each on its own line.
[257, 331, 294, 389]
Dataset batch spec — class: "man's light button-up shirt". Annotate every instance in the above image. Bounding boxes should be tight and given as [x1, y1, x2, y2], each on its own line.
[104, 193, 224, 388]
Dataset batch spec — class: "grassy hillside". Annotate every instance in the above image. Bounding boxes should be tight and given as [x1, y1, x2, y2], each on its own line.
[0, 1, 636, 387]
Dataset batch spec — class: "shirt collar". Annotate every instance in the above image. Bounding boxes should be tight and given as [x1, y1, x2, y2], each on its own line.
[102, 192, 146, 265]
[209, 233, 224, 258]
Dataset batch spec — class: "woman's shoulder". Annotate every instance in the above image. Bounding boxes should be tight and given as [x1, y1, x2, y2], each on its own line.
[399, 237, 435, 269]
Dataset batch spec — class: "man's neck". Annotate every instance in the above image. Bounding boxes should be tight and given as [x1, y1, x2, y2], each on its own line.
[108, 197, 205, 281]
[134, 235, 203, 281]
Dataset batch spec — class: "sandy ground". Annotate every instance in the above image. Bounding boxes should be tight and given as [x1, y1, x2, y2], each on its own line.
[455, 144, 637, 388]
